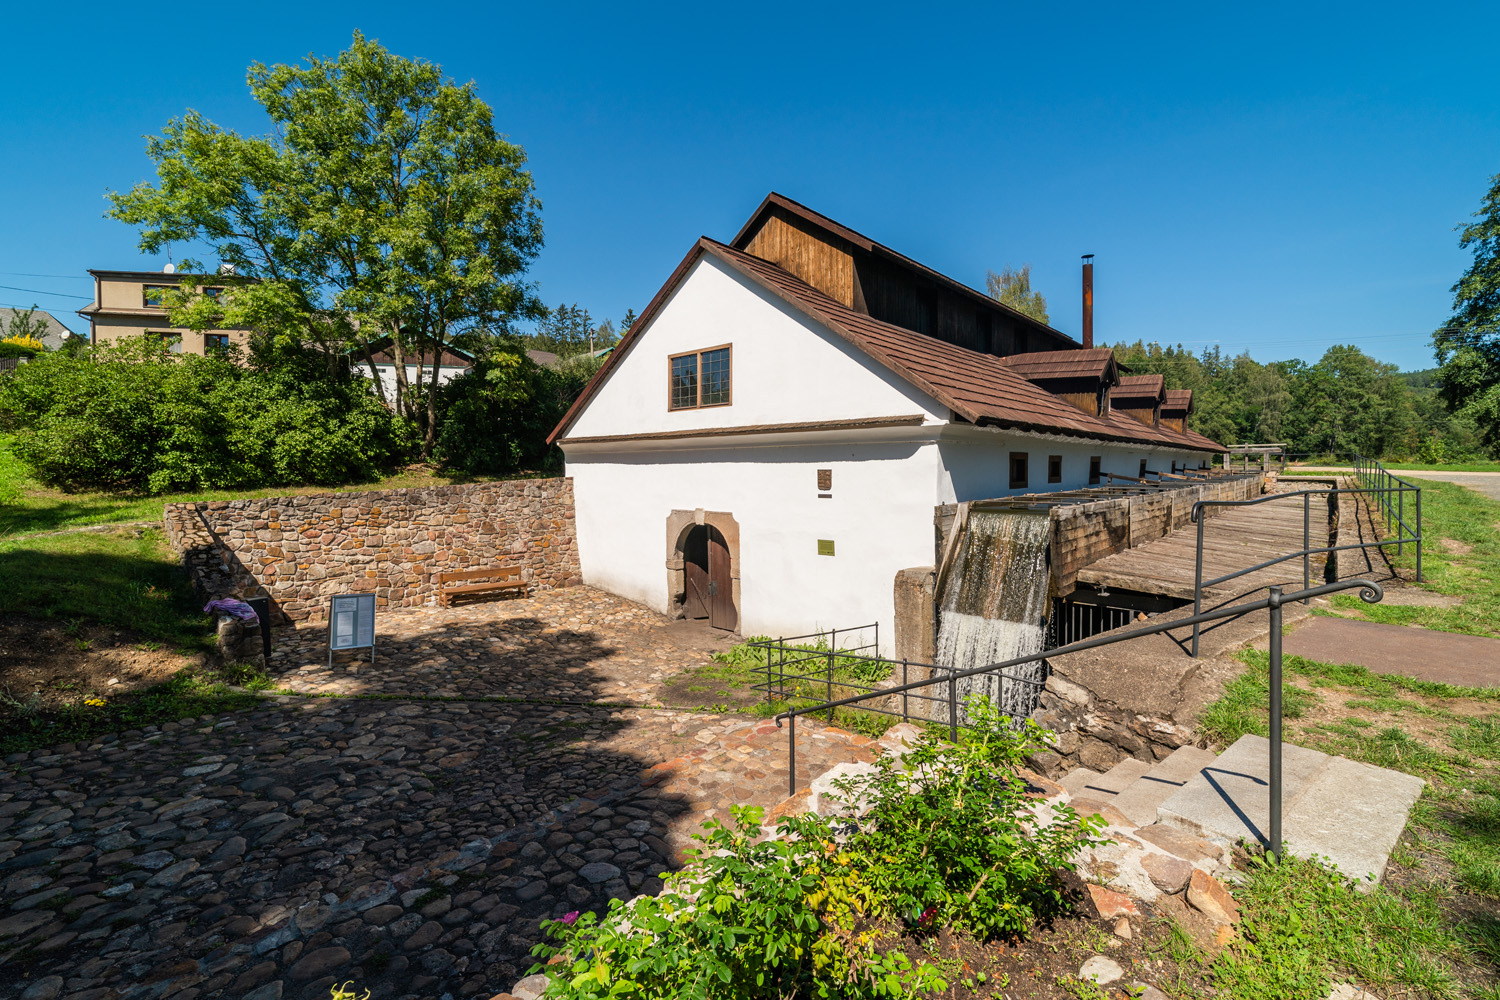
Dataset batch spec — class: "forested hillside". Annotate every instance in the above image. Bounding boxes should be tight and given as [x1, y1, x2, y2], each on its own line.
[1106, 341, 1490, 461]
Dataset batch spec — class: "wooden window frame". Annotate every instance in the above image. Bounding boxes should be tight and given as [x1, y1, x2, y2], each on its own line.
[1088, 456, 1102, 485]
[668, 343, 733, 411]
[204, 333, 230, 353]
[1047, 455, 1063, 484]
[146, 330, 182, 354]
[142, 284, 174, 309]
[1009, 451, 1029, 490]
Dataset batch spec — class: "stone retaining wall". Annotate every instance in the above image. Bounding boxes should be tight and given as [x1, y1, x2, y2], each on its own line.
[164, 479, 580, 623]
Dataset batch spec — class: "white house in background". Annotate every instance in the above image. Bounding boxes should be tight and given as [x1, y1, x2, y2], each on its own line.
[548, 193, 1222, 648]
[350, 337, 474, 401]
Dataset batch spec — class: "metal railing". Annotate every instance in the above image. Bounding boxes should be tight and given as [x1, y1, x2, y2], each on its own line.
[1188, 479, 1421, 657]
[774, 579, 1384, 859]
[1354, 455, 1424, 578]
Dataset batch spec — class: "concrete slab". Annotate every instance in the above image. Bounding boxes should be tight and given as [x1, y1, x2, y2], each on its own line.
[1068, 758, 1151, 801]
[1061, 767, 1103, 796]
[1111, 746, 1219, 827]
[1157, 735, 1333, 845]
[1157, 735, 1424, 889]
[1284, 756, 1425, 886]
[1284, 616, 1500, 688]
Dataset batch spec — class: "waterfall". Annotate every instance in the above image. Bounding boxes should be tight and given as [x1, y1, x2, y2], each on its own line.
[935, 509, 1051, 723]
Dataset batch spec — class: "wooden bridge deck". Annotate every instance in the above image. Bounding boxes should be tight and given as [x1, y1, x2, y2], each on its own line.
[1075, 493, 1328, 602]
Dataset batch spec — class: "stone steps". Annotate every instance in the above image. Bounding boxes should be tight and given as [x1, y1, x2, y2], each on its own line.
[1057, 736, 1424, 891]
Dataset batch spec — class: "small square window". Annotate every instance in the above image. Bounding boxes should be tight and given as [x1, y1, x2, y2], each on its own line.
[1047, 455, 1062, 484]
[204, 334, 230, 353]
[147, 331, 182, 354]
[143, 284, 173, 309]
[1088, 456, 1101, 485]
[668, 345, 731, 410]
[1009, 452, 1029, 490]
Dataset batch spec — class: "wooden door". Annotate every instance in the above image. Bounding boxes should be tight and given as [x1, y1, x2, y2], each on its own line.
[707, 526, 736, 631]
[683, 525, 710, 619]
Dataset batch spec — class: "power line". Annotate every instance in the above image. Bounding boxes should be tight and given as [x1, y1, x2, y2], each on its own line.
[0, 271, 84, 280]
[0, 284, 92, 300]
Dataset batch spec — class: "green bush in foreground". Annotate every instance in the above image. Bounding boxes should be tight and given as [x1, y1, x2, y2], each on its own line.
[0, 339, 413, 492]
[532, 702, 1105, 999]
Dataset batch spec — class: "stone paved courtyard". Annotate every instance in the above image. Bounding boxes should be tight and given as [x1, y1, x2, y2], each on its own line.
[0, 588, 878, 1000]
[267, 587, 738, 705]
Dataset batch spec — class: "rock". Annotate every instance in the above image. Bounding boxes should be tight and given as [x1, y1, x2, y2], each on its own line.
[515, 881, 548, 901]
[20, 976, 64, 1000]
[131, 850, 177, 870]
[1078, 955, 1124, 984]
[1113, 917, 1132, 939]
[147, 858, 200, 887]
[363, 904, 403, 926]
[511, 974, 551, 1000]
[1187, 869, 1240, 925]
[1134, 823, 1226, 865]
[1086, 884, 1139, 920]
[578, 862, 620, 884]
[1129, 984, 1170, 1000]
[1141, 852, 1194, 894]
[1328, 985, 1379, 1000]
[287, 946, 350, 981]
[402, 920, 443, 951]
[0, 910, 53, 938]
[242, 982, 284, 1000]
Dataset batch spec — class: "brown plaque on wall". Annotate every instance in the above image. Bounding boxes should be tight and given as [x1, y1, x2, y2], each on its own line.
[817, 539, 835, 556]
[817, 468, 832, 491]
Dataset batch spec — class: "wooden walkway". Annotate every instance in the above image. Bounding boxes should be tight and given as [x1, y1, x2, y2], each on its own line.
[1075, 491, 1328, 602]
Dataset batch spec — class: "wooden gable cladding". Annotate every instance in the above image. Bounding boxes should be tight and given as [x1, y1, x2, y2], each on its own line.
[1161, 414, 1187, 434]
[1115, 402, 1159, 427]
[741, 208, 858, 308]
[733, 192, 1074, 360]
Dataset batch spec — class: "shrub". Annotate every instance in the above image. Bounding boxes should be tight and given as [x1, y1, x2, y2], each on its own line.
[533, 699, 1105, 999]
[0, 335, 44, 359]
[0, 338, 413, 492]
[431, 343, 567, 475]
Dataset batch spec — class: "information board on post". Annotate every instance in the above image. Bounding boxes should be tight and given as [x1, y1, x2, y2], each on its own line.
[328, 593, 376, 667]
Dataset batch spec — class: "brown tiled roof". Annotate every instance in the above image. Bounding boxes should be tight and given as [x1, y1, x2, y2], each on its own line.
[998, 349, 1116, 382]
[1113, 374, 1165, 401]
[547, 237, 1223, 452]
[1163, 389, 1194, 413]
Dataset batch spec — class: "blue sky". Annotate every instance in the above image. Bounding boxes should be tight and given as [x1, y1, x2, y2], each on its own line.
[3, 2, 1496, 371]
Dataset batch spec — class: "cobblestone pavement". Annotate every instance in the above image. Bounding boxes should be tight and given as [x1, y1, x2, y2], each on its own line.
[268, 587, 739, 705]
[0, 697, 875, 1000]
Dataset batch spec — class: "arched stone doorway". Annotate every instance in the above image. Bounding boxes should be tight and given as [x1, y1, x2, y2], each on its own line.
[666, 510, 740, 631]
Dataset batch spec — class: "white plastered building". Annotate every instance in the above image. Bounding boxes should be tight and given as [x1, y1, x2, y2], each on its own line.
[550, 194, 1221, 649]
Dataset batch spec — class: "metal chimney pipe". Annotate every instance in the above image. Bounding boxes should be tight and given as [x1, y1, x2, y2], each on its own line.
[1081, 254, 1095, 349]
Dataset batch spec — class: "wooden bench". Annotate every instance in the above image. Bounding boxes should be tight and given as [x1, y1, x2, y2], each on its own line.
[436, 566, 527, 607]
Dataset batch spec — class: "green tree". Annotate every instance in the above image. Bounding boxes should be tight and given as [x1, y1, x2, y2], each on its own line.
[985, 264, 1049, 324]
[107, 31, 544, 456]
[524, 302, 623, 357]
[1434, 171, 1500, 450]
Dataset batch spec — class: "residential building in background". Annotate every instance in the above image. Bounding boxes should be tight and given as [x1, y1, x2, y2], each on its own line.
[77, 267, 251, 354]
[0, 307, 79, 351]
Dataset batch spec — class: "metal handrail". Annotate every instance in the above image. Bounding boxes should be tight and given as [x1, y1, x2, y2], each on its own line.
[1187, 482, 1421, 656]
[1354, 455, 1424, 579]
[776, 577, 1385, 857]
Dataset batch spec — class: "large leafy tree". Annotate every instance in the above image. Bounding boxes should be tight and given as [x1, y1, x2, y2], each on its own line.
[1434, 171, 1500, 449]
[108, 32, 544, 455]
[985, 264, 1049, 324]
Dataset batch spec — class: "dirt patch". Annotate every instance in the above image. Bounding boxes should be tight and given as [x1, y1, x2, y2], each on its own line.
[888, 875, 1213, 998]
[1439, 537, 1474, 555]
[0, 614, 199, 716]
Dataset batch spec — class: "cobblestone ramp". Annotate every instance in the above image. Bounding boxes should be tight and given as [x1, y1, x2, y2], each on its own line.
[0, 699, 875, 1000]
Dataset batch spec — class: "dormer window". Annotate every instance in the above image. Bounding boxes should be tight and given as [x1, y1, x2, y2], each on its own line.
[669, 345, 732, 410]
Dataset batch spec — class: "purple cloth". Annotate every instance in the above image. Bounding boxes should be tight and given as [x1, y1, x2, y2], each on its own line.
[204, 598, 260, 624]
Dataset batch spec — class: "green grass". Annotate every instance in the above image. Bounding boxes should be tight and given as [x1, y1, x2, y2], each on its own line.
[0, 525, 210, 645]
[1196, 649, 1500, 997]
[0, 670, 262, 756]
[0, 431, 522, 539]
[1327, 479, 1500, 637]
[1284, 462, 1500, 473]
